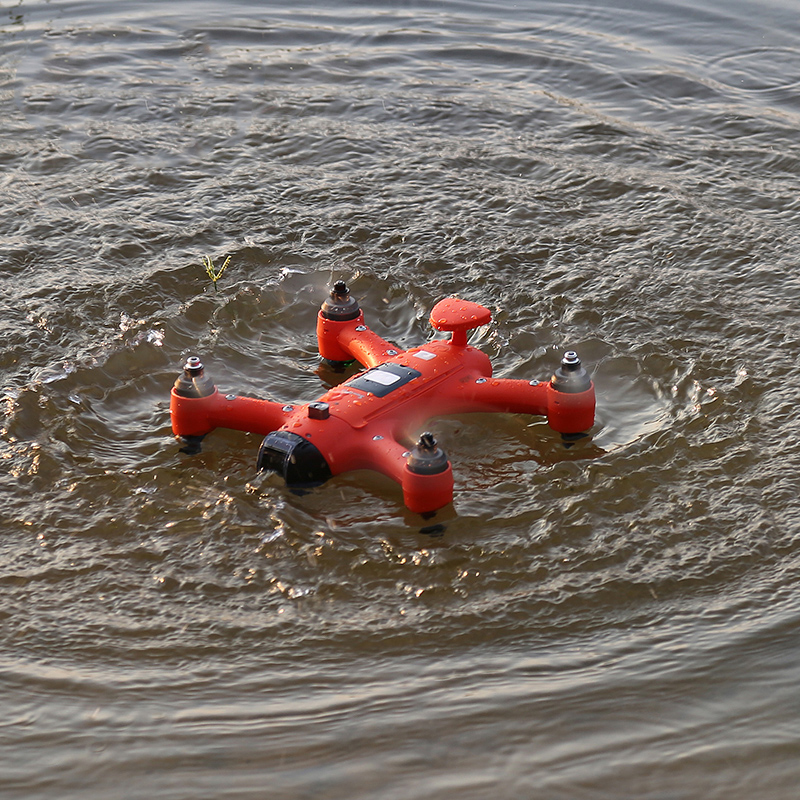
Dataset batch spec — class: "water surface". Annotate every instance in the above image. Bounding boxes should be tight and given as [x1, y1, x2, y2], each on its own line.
[2, 1, 800, 798]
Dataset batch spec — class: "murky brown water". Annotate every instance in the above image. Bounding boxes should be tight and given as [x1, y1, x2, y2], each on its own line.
[3, 1, 800, 797]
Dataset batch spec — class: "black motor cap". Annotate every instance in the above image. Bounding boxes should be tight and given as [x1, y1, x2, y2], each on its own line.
[173, 356, 216, 398]
[320, 280, 361, 321]
[406, 432, 449, 475]
[550, 351, 592, 394]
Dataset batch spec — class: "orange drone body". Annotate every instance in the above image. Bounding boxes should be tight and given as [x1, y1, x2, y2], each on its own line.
[170, 283, 595, 514]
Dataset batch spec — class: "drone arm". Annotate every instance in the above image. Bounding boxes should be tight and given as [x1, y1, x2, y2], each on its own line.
[170, 389, 289, 439]
[325, 430, 453, 514]
[316, 312, 402, 368]
[338, 323, 404, 368]
[463, 378, 595, 434]
[465, 378, 548, 416]
[377, 437, 454, 516]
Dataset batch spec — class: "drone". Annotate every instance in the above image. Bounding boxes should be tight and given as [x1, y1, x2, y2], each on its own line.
[170, 281, 595, 514]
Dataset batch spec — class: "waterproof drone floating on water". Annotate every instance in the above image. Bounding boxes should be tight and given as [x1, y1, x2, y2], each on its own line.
[170, 282, 596, 515]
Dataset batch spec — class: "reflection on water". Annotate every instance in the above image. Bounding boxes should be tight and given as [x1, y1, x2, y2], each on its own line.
[2, 0, 800, 798]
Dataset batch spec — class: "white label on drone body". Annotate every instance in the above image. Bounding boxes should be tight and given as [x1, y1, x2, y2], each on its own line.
[412, 350, 436, 361]
[365, 370, 402, 387]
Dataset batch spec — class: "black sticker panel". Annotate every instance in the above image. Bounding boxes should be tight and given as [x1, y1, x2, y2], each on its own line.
[346, 363, 422, 397]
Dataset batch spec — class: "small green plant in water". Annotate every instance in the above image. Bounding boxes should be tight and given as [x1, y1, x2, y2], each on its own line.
[203, 254, 231, 292]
